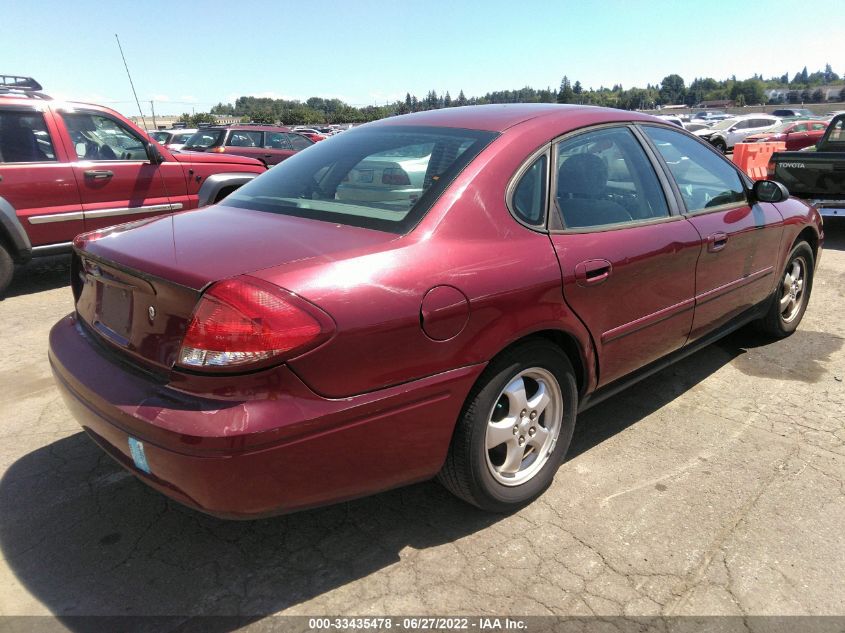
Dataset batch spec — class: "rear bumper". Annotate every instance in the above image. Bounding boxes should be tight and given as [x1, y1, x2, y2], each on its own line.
[49, 314, 484, 518]
[810, 200, 845, 218]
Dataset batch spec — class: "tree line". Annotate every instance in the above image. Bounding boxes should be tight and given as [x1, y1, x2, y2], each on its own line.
[177, 65, 845, 126]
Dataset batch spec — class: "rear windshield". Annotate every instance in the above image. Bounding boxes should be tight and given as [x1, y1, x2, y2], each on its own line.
[223, 125, 498, 234]
[184, 129, 225, 148]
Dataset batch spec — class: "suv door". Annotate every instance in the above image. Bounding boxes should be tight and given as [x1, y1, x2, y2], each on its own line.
[546, 125, 702, 386]
[785, 122, 809, 150]
[264, 131, 296, 165]
[225, 130, 267, 164]
[56, 110, 186, 233]
[0, 106, 84, 248]
[640, 125, 784, 342]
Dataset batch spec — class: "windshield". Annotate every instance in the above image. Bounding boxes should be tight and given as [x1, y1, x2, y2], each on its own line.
[708, 118, 739, 131]
[184, 129, 225, 148]
[149, 131, 170, 143]
[224, 125, 497, 234]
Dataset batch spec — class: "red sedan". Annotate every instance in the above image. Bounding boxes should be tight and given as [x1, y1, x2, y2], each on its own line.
[744, 119, 828, 150]
[49, 105, 822, 518]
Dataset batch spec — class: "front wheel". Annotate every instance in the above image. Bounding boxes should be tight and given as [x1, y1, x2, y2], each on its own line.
[438, 340, 577, 512]
[712, 138, 727, 153]
[756, 241, 814, 338]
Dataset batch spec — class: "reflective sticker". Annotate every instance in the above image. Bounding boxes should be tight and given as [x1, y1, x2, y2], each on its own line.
[128, 437, 151, 474]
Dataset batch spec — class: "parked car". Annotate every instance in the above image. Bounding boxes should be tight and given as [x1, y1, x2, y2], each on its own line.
[771, 108, 815, 119]
[182, 125, 314, 166]
[694, 114, 781, 152]
[769, 112, 845, 217]
[744, 120, 828, 150]
[0, 75, 266, 295]
[148, 128, 198, 151]
[684, 122, 711, 133]
[655, 114, 684, 128]
[49, 104, 822, 518]
[692, 110, 730, 122]
[291, 127, 329, 142]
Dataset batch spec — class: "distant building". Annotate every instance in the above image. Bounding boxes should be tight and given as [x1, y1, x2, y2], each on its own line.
[130, 114, 240, 130]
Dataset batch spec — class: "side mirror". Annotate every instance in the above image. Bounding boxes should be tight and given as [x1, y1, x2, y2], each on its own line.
[145, 142, 165, 165]
[752, 179, 789, 203]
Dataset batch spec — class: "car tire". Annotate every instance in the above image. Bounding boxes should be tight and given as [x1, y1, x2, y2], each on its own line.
[437, 340, 578, 512]
[756, 241, 814, 338]
[712, 138, 727, 153]
[0, 242, 13, 297]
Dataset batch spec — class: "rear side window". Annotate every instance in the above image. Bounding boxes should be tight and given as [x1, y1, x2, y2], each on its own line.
[642, 125, 746, 213]
[511, 155, 547, 226]
[0, 110, 56, 162]
[555, 127, 669, 229]
[265, 132, 290, 149]
[225, 125, 497, 234]
[227, 131, 263, 147]
[811, 122, 827, 131]
[793, 123, 809, 132]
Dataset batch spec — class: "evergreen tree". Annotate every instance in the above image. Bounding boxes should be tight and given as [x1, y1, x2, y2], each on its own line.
[444, 91, 452, 107]
[457, 90, 468, 106]
[557, 76, 574, 103]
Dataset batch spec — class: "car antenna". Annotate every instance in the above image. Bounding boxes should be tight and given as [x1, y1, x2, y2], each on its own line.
[114, 33, 147, 130]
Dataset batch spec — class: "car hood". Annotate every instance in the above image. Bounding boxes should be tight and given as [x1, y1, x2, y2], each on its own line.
[694, 128, 716, 137]
[74, 204, 399, 291]
[171, 151, 263, 167]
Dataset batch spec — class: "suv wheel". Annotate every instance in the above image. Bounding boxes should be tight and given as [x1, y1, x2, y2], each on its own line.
[712, 138, 727, 153]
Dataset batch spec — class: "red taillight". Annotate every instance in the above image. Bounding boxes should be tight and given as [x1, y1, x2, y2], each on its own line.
[210, 147, 226, 153]
[382, 168, 411, 186]
[178, 276, 333, 371]
[767, 160, 776, 178]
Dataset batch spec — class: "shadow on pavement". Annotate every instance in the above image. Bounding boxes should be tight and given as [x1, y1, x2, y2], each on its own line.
[3, 255, 71, 299]
[0, 323, 831, 627]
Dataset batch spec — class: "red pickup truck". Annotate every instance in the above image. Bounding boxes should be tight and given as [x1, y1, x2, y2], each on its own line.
[0, 75, 266, 294]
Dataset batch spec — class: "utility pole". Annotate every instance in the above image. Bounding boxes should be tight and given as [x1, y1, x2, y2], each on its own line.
[150, 100, 158, 130]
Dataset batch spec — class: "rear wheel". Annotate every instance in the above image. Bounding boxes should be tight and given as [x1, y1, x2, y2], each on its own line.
[438, 340, 577, 512]
[0, 243, 13, 297]
[712, 138, 727, 153]
[756, 241, 813, 338]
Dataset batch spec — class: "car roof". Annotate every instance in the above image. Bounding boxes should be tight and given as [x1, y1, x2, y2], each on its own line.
[369, 104, 659, 133]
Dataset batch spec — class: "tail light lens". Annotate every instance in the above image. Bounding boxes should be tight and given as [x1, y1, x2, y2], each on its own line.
[382, 168, 411, 186]
[178, 276, 333, 371]
[767, 160, 776, 178]
[210, 147, 226, 153]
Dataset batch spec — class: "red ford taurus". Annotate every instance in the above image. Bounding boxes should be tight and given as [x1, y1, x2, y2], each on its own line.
[49, 104, 822, 518]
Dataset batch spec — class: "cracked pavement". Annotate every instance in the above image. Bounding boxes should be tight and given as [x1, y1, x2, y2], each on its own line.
[0, 224, 843, 626]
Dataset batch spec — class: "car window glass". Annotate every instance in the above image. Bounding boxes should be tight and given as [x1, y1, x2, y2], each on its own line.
[184, 130, 224, 148]
[287, 133, 313, 150]
[811, 123, 827, 131]
[0, 110, 56, 162]
[555, 127, 669, 229]
[61, 113, 148, 161]
[828, 119, 845, 143]
[642, 125, 746, 213]
[793, 123, 808, 132]
[265, 132, 289, 149]
[512, 155, 547, 226]
[227, 131, 263, 147]
[148, 131, 170, 144]
[225, 126, 496, 234]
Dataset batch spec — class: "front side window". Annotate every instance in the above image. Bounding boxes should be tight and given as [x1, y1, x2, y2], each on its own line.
[511, 155, 547, 226]
[0, 110, 56, 162]
[265, 132, 290, 149]
[61, 112, 148, 161]
[642, 125, 746, 213]
[792, 123, 809, 133]
[811, 122, 827, 131]
[555, 127, 669, 229]
[225, 125, 496, 234]
[287, 133, 313, 150]
[226, 131, 263, 147]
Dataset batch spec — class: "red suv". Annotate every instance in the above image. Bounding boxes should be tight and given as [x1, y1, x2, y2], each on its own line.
[50, 104, 822, 518]
[181, 125, 314, 166]
[0, 75, 266, 295]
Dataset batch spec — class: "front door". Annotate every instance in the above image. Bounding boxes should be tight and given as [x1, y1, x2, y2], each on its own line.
[56, 110, 185, 233]
[640, 125, 784, 341]
[548, 126, 702, 387]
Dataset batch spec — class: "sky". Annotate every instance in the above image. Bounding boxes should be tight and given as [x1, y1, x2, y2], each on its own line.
[3, 0, 843, 117]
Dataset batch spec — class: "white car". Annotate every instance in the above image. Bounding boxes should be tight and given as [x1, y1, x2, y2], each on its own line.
[148, 128, 198, 152]
[693, 115, 781, 152]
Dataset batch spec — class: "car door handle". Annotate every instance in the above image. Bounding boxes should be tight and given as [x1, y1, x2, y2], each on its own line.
[575, 259, 612, 286]
[708, 232, 728, 252]
[84, 170, 114, 180]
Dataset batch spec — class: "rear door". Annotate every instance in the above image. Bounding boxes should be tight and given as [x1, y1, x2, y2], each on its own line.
[785, 122, 809, 150]
[546, 125, 702, 386]
[55, 109, 186, 233]
[0, 105, 84, 247]
[640, 125, 783, 341]
[225, 130, 267, 164]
